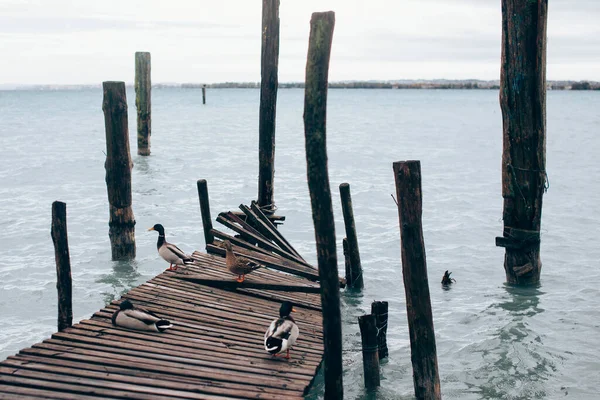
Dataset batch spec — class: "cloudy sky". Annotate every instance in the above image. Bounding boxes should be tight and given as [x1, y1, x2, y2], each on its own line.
[0, 0, 598, 84]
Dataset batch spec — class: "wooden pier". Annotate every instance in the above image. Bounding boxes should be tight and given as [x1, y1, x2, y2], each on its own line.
[0, 206, 327, 399]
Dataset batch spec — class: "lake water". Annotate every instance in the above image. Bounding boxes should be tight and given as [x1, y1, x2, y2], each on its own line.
[0, 88, 599, 399]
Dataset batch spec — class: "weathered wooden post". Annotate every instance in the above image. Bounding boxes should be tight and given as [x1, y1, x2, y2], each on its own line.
[134, 52, 151, 156]
[393, 160, 441, 400]
[51, 201, 73, 332]
[103, 81, 136, 260]
[197, 179, 214, 247]
[343, 238, 352, 284]
[495, 0, 548, 285]
[358, 314, 381, 389]
[202, 85, 206, 105]
[303, 11, 342, 399]
[257, 0, 280, 213]
[339, 182, 363, 289]
[371, 300, 389, 360]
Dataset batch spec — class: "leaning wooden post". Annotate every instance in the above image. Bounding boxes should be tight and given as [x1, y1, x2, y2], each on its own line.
[135, 52, 151, 156]
[343, 238, 352, 285]
[339, 182, 363, 289]
[51, 201, 73, 332]
[257, 0, 280, 212]
[103, 81, 136, 260]
[358, 314, 381, 389]
[202, 85, 206, 105]
[495, 0, 548, 285]
[303, 11, 342, 399]
[197, 179, 214, 247]
[371, 301, 389, 360]
[393, 160, 441, 400]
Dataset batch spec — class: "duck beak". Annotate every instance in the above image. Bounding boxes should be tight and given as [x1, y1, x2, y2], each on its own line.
[147, 227, 155, 231]
[292, 307, 297, 312]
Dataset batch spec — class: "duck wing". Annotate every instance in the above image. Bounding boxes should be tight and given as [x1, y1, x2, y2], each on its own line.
[235, 257, 261, 274]
[269, 318, 295, 340]
[122, 308, 161, 325]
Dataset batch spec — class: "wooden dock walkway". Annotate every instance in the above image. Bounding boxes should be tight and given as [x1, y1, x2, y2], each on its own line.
[0, 205, 328, 399]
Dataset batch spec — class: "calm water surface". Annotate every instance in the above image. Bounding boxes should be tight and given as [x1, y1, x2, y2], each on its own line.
[0, 88, 599, 399]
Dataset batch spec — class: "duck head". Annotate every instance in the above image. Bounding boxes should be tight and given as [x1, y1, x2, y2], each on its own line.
[148, 224, 165, 235]
[119, 299, 134, 310]
[279, 301, 297, 318]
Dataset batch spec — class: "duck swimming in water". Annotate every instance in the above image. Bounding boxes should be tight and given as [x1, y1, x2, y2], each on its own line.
[223, 240, 261, 282]
[148, 224, 193, 271]
[111, 299, 173, 332]
[442, 270, 456, 285]
[264, 301, 299, 360]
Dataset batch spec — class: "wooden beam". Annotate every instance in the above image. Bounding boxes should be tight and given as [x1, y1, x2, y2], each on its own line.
[51, 201, 73, 332]
[175, 275, 321, 293]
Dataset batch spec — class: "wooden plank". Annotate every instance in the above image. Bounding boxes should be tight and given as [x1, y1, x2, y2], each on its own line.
[0, 383, 111, 400]
[230, 210, 285, 222]
[176, 275, 321, 293]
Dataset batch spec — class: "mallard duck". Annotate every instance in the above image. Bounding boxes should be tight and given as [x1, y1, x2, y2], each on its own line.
[442, 270, 456, 285]
[148, 224, 193, 271]
[223, 240, 261, 282]
[111, 299, 173, 332]
[264, 301, 299, 359]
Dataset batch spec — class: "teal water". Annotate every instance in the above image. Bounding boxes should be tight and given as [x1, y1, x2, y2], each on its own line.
[0, 88, 599, 399]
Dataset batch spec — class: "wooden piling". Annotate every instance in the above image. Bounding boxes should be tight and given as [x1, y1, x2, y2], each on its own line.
[358, 314, 380, 389]
[197, 179, 214, 247]
[102, 81, 136, 260]
[257, 0, 280, 212]
[393, 160, 441, 400]
[50, 201, 72, 332]
[371, 301, 389, 360]
[303, 11, 342, 400]
[202, 85, 206, 105]
[339, 182, 363, 289]
[343, 238, 352, 284]
[134, 52, 151, 156]
[496, 0, 548, 285]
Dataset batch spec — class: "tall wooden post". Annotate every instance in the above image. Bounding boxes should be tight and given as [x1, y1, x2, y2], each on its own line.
[202, 85, 206, 105]
[358, 314, 380, 389]
[51, 201, 73, 332]
[339, 182, 363, 289]
[197, 179, 214, 247]
[103, 81, 136, 260]
[371, 301, 389, 360]
[257, 0, 280, 212]
[496, 0, 548, 285]
[135, 52, 151, 156]
[393, 160, 441, 400]
[303, 11, 342, 400]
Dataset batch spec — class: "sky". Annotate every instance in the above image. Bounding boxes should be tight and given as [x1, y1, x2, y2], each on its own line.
[0, 0, 598, 84]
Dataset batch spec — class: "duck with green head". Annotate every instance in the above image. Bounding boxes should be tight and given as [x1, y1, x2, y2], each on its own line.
[148, 224, 193, 271]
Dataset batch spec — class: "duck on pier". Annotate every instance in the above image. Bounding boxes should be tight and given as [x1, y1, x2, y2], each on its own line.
[223, 240, 261, 282]
[264, 301, 299, 360]
[148, 224, 193, 271]
[111, 299, 173, 332]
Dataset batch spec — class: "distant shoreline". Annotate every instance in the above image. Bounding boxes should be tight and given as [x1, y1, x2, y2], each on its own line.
[2, 80, 599, 91]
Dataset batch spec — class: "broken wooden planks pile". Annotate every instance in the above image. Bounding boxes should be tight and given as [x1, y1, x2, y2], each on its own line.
[0, 222, 326, 399]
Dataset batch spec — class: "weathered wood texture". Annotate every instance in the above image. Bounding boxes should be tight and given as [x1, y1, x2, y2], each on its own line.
[177, 275, 321, 293]
[393, 160, 441, 400]
[371, 301, 389, 359]
[0, 252, 324, 399]
[258, 0, 280, 212]
[497, 0, 548, 285]
[339, 182, 363, 289]
[51, 201, 72, 332]
[134, 51, 151, 156]
[102, 81, 136, 260]
[358, 314, 380, 389]
[197, 179, 214, 246]
[303, 11, 343, 400]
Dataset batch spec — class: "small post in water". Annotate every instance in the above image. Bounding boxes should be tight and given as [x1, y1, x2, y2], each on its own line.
[343, 238, 352, 284]
[257, 0, 280, 213]
[303, 11, 342, 399]
[134, 51, 151, 156]
[371, 301, 389, 359]
[51, 201, 73, 332]
[202, 84, 207, 105]
[339, 182, 363, 289]
[197, 179, 214, 247]
[358, 314, 381, 389]
[393, 160, 441, 400]
[103, 81, 136, 260]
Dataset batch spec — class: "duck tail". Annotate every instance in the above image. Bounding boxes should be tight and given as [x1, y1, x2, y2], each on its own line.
[183, 256, 194, 265]
[156, 319, 173, 332]
[265, 336, 283, 354]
